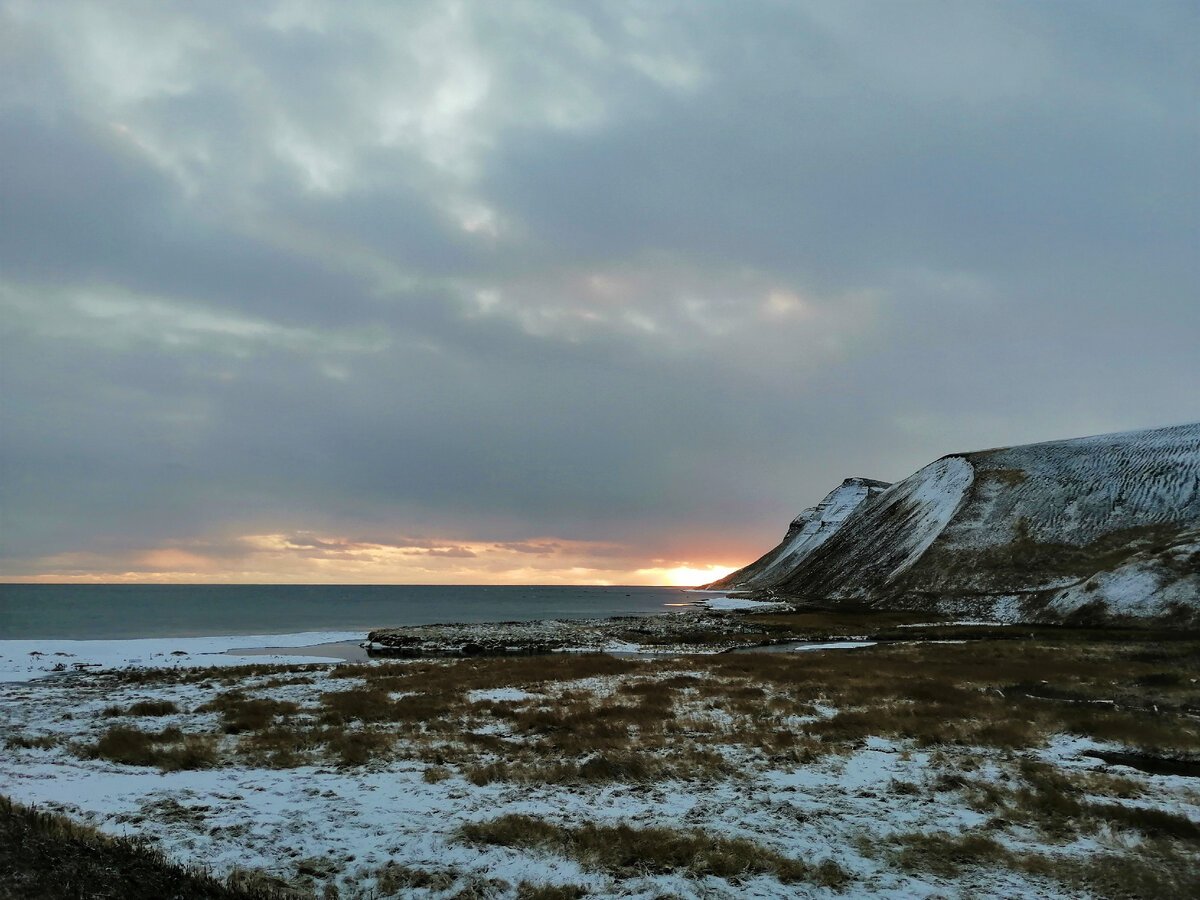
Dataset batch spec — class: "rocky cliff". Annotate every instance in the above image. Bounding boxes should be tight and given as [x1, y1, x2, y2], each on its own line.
[711, 422, 1200, 624]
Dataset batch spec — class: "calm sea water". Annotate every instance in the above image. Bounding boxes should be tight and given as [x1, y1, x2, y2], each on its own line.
[0, 584, 702, 640]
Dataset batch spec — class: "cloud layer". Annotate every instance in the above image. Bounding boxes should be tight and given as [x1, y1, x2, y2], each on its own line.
[2, 1, 1197, 582]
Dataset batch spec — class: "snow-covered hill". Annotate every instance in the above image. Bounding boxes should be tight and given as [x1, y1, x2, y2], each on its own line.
[714, 422, 1200, 624]
[706, 477, 890, 591]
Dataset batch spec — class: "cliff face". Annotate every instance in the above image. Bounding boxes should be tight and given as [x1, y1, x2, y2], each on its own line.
[706, 477, 891, 592]
[714, 422, 1200, 624]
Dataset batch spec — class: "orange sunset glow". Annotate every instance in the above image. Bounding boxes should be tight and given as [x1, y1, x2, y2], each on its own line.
[2, 532, 746, 587]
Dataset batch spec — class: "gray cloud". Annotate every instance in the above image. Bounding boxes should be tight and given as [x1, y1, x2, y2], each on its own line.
[1, 0, 1196, 578]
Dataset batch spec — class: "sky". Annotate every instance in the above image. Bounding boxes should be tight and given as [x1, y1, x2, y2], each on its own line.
[1, 1, 1197, 585]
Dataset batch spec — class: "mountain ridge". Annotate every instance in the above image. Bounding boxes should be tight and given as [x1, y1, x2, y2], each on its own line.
[711, 422, 1200, 625]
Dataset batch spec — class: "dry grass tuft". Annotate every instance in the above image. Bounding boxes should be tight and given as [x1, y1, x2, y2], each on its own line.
[82, 725, 217, 771]
[198, 692, 300, 734]
[5, 734, 59, 751]
[1031, 843, 1200, 900]
[373, 862, 457, 894]
[516, 883, 588, 899]
[100, 699, 179, 718]
[324, 729, 394, 768]
[459, 814, 849, 886]
[236, 724, 325, 769]
[889, 831, 1010, 878]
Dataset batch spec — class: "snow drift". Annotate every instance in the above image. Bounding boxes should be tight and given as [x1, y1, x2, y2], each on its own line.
[713, 422, 1200, 624]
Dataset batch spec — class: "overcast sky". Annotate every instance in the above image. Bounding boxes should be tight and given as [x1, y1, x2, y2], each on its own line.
[1, 1, 1197, 584]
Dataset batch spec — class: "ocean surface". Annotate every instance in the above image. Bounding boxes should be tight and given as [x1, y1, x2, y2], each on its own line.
[0, 584, 705, 641]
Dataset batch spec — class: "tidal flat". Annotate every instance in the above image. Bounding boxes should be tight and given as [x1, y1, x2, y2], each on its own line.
[1, 611, 1198, 899]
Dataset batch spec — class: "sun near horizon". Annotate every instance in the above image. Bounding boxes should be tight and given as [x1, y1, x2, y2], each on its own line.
[658, 565, 737, 587]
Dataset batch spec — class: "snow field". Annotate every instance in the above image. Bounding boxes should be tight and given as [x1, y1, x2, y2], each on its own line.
[3, 649, 1198, 899]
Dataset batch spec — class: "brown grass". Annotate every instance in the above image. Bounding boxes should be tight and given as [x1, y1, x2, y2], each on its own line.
[198, 692, 300, 734]
[236, 724, 325, 769]
[63, 632, 1200, 785]
[82, 725, 217, 771]
[516, 883, 588, 900]
[324, 729, 394, 767]
[458, 814, 849, 886]
[373, 862, 456, 894]
[102, 700, 179, 718]
[5, 734, 60, 751]
[1033, 843, 1200, 900]
[889, 831, 1010, 878]
[0, 795, 293, 899]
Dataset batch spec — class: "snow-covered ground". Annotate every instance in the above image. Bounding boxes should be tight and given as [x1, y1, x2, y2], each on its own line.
[0, 632, 366, 683]
[2, 651, 1197, 899]
[691, 595, 788, 612]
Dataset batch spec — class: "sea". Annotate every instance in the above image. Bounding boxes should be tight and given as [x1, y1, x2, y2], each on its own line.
[0, 583, 705, 641]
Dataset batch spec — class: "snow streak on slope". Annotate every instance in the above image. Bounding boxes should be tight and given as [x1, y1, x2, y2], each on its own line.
[764, 456, 974, 603]
[884, 457, 975, 578]
[707, 478, 889, 591]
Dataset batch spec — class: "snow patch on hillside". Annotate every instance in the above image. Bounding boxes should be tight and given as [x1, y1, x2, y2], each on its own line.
[1044, 530, 1200, 619]
[883, 456, 975, 579]
[943, 421, 1200, 551]
[712, 478, 889, 590]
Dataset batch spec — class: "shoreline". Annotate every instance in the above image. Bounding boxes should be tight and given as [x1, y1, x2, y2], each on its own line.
[0, 594, 790, 681]
[0, 631, 367, 683]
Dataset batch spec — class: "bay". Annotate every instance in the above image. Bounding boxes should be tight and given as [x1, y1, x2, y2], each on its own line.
[0, 584, 700, 640]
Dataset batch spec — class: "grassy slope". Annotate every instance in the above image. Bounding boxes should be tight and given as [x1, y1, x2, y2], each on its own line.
[0, 796, 290, 900]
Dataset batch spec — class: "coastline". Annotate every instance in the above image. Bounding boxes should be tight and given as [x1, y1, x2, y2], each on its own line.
[0, 593, 785, 682]
[0, 631, 367, 684]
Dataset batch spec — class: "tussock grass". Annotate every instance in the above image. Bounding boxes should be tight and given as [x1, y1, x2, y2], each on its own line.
[236, 723, 325, 769]
[62, 632, 1200, 782]
[684, 638, 1200, 754]
[516, 883, 588, 900]
[5, 734, 59, 750]
[198, 692, 300, 734]
[372, 862, 456, 894]
[102, 700, 179, 718]
[341, 653, 641, 694]
[459, 814, 849, 886]
[890, 831, 1010, 878]
[1033, 843, 1200, 900]
[0, 795, 291, 899]
[1089, 802, 1200, 841]
[890, 827, 1200, 900]
[324, 729, 394, 767]
[107, 663, 322, 686]
[463, 747, 736, 787]
[319, 686, 402, 725]
[82, 725, 217, 771]
[931, 758, 1200, 849]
